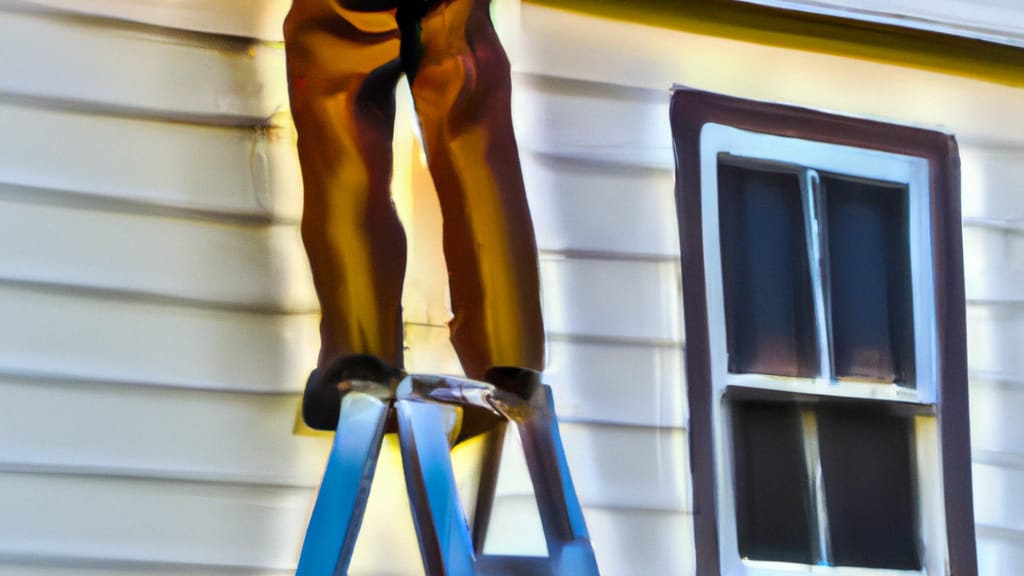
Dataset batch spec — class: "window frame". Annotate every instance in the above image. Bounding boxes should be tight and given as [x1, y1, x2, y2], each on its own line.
[707, 127, 939, 576]
[670, 88, 976, 576]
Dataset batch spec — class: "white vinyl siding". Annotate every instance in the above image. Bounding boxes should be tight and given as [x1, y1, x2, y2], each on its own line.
[0, 3, 327, 575]
[508, 36, 690, 576]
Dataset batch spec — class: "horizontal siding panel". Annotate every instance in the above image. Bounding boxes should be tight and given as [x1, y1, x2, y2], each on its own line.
[561, 423, 688, 513]
[402, 326, 687, 429]
[970, 378, 1024, 458]
[0, 197, 316, 312]
[0, 377, 330, 487]
[589, 506, 692, 573]
[523, 153, 678, 257]
[398, 325, 687, 428]
[0, 561, 290, 576]
[15, 0, 290, 41]
[961, 146, 1024, 223]
[492, 422, 689, 513]
[0, 103, 302, 221]
[966, 303, 1024, 380]
[513, 75, 674, 168]
[0, 283, 318, 393]
[546, 339, 685, 428]
[487, 498, 693, 576]
[974, 463, 1024, 533]
[404, 257, 685, 369]
[963, 224, 1024, 303]
[540, 256, 682, 342]
[0, 472, 310, 570]
[977, 527, 1024, 576]
[585, 507, 693, 576]
[0, 7, 287, 119]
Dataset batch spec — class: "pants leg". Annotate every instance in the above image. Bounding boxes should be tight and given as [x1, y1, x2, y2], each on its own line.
[410, 0, 546, 380]
[284, 0, 407, 371]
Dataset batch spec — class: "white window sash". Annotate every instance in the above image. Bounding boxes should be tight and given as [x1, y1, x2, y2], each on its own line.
[697, 123, 943, 576]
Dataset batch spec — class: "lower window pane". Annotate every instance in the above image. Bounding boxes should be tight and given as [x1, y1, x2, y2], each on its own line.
[731, 400, 814, 564]
[817, 404, 921, 570]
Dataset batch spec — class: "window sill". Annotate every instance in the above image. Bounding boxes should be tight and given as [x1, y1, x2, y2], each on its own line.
[723, 376, 934, 410]
[732, 559, 924, 576]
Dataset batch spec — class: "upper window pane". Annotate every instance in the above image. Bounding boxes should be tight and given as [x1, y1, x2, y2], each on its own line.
[718, 162, 819, 378]
[823, 176, 916, 385]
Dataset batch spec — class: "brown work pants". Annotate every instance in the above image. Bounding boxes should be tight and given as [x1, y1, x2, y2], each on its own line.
[284, 0, 545, 380]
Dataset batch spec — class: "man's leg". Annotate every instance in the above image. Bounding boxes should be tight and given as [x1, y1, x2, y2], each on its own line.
[408, 0, 546, 381]
[285, 0, 407, 374]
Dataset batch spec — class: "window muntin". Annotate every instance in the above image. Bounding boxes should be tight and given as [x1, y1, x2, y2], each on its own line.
[698, 123, 944, 575]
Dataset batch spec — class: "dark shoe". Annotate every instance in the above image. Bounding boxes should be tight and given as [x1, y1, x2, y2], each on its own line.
[484, 366, 542, 400]
[302, 354, 405, 431]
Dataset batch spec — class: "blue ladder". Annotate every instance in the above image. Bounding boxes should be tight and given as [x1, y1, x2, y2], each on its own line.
[296, 374, 600, 576]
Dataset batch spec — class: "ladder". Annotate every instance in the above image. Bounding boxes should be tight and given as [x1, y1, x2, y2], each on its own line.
[296, 374, 601, 576]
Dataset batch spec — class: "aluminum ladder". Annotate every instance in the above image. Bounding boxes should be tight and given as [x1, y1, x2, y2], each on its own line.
[295, 374, 601, 576]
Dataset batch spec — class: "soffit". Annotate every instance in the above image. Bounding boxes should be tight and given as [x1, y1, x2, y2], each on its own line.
[736, 0, 1024, 48]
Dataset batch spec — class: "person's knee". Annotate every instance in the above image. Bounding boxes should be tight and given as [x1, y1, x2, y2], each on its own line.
[412, 43, 511, 121]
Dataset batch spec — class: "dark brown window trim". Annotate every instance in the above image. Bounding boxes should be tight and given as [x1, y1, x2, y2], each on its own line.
[670, 88, 976, 576]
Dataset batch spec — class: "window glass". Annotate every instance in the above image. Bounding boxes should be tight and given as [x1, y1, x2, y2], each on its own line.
[731, 400, 815, 563]
[733, 400, 921, 570]
[823, 176, 916, 385]
[718, 163, 819, 378]
[817, 404, 920, 570]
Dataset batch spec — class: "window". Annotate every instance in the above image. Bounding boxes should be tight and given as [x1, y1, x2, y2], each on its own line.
[670, 89, 976, 576]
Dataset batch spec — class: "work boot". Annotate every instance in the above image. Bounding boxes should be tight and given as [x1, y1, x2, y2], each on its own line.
[484, 366, 542, 400]
[302, 354, 405, 431]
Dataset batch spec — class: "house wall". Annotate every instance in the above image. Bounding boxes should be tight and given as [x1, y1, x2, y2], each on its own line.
[0, 2, 324, 574]
[510, 5, 1024, 575]
[0, 1, 1021, 575]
